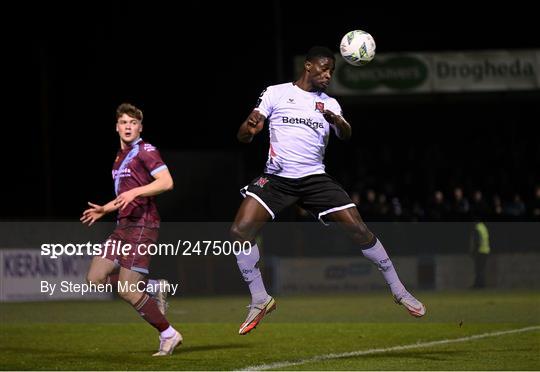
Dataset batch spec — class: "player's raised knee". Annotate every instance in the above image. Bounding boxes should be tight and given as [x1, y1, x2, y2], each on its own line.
[351, 222, 374, 246]
[86, 272, 107, 286]
[117, 286, 141, 304]
[230, 222, 254, 243]
[356, 222, 372, 237]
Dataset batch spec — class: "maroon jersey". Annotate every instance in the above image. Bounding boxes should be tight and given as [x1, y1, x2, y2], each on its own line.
[112, 138, 167, 228]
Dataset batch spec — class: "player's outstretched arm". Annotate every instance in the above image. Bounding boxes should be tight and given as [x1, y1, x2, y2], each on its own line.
[113, 168, 173, 210]
[237, 110, 265, 143]
[323, 109, 352, 141]
[80, 200, 119, 226]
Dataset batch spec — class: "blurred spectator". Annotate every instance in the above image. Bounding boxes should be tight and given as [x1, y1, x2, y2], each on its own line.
[426, 190, 449, 221]
[492, 194, 504, 219]
[375, 193, 390, 218]
[391, 197, 403, 218]
[358, 189, 377, 220]
[451, 187, 470, 219]
[470, 190, 491, 218]
[504, 193, 526, 217]
[350, 191, 361, 207]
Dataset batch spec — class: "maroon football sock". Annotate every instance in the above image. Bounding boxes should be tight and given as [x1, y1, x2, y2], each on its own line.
[132, 293, 170, 332]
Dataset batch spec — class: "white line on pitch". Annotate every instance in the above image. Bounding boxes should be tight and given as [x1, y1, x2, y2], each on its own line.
[239, 325, 540, 371]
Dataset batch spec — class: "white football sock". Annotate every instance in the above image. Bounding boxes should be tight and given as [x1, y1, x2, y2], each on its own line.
[160, 325, 176, 338]
[235, 243, 269, 304]
[361, 239, 406, 296]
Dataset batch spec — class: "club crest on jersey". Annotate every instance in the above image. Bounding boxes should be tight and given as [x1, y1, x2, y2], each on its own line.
[254, 177, 269, 188]
[315, 102, 325, 112]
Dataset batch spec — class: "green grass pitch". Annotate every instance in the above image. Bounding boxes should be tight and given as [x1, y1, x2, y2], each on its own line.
[1, 290, 539, 370]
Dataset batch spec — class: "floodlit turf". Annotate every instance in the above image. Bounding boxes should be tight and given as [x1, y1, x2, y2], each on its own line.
[1, 290, 539, 370]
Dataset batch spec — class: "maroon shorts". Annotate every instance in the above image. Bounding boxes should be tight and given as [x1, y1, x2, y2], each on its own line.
[102, 226, 159, 275]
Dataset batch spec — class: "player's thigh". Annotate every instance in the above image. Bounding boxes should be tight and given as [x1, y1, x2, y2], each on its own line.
[327, 205, 362, 223]
[86, 256, 117, 284]
[118, 266, 145, 285]
[234, 195, 272, 224]
[239, 175, 297, 221]
[116, 226, 157, 277]
[327, 207, 374, 244]
[233, 175, 298, 240]
[300, 174, 356, 222]
[231, 196, 271, 241]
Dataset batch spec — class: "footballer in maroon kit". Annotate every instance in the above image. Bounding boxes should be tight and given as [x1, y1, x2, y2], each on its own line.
[80, 103, 182, 356]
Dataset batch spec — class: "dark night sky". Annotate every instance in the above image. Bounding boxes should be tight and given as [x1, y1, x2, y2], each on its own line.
[4, 3, 540, 219]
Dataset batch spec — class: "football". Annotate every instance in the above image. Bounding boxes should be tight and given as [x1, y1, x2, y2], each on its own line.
[339, 30, 376, 66]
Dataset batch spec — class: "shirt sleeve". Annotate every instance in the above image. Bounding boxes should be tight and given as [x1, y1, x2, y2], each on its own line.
[330, 98, 343, 118]
[328, 98, 344, 131]
[253, 86, 274, 119]
[139, 143, 167, 176]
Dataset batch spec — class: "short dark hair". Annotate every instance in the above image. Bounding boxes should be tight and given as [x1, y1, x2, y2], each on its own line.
[116, 103, 143, 122]
[305, 46, 335, 62]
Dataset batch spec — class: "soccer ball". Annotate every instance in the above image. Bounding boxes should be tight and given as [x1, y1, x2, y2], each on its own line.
[339, 30, 376, 66]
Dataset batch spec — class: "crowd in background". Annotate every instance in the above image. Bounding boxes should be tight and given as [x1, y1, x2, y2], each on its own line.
[292, 185, 540, 222]
[344, 186, 540, 221]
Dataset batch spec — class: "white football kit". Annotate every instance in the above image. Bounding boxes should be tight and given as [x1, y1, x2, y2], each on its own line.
[254, 82, 343, 179]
